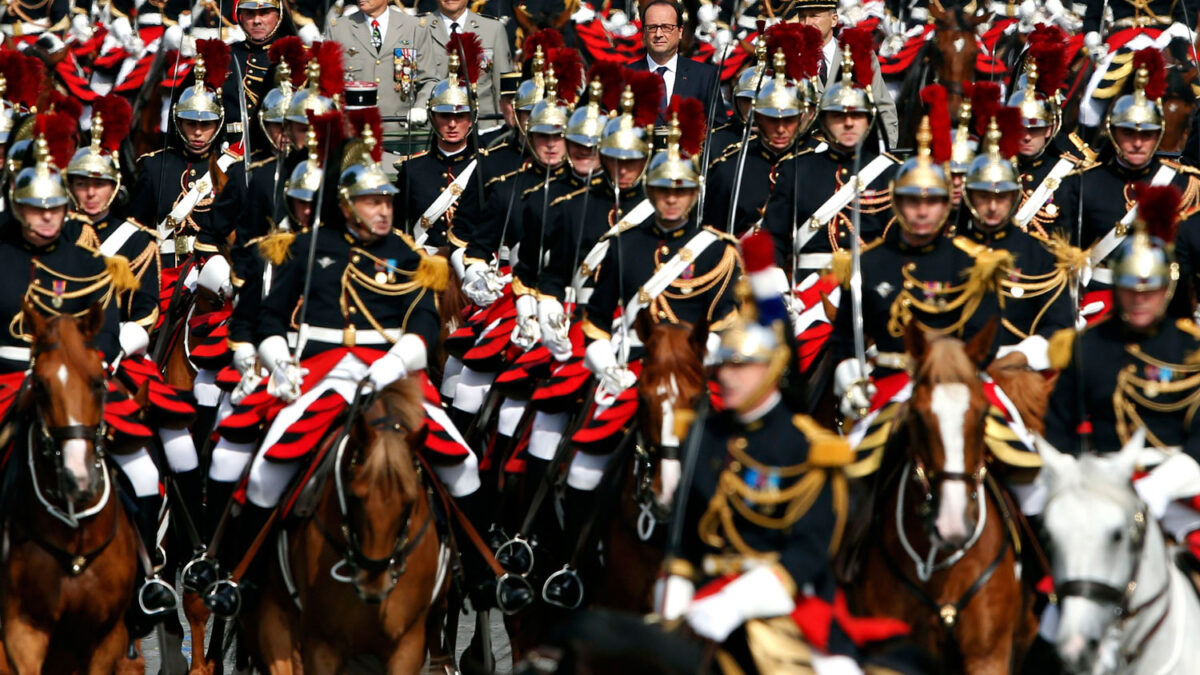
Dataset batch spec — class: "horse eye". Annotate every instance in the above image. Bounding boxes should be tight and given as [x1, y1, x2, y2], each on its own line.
[1111, 528, 1124, 544]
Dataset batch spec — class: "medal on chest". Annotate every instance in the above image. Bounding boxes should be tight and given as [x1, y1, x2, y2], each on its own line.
[51, 279, 66, 309]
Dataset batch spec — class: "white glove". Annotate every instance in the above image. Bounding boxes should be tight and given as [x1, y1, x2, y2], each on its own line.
[1133, 452, 1200, 519]
[232, 342, 257, 375]
[1077, 300, 1105, 330]
[512, 294, 541, 350]
[462, 262, 502, 307]
[197, 255, 233, 299]
[834, 358, 875, 420]
[259, 335, 306, 402]
[296, 22, 322, 45]
[408, 107, 428, 126]
[365, 333, 427, 391]
[653, 573, 694, 621]
[685, 566, 796, 642]
[163, 24, 183, 51]
[1084, 31, 1107, 62]
[702, 331, 723, 367]
[70, 13, 93, 41]
[995, 334, 1050, 371]
[585, 339, 636, 398]
[538, 297, 572, 361]
[119, 322, 149, 357]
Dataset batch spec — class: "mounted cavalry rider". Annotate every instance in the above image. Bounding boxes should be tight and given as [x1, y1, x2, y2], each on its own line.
[224, 0, 293, 150]
[393, 36, 486, 251]
[197, 116, 505, 617]
[0, 129, 179, 618]
[831, 110, 1005, 422]
[960, 108, 1077, 369]
[705, 28, 822, 237]
[657, 230, 898, 673]
[1006, 24, 1092, 239]
[1046, 184, 1200, 557]
[1057, 48, 1200, 321]
[763, 26, 900, 284]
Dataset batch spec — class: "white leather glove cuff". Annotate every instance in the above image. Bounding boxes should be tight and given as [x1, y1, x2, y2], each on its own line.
[232, 342, 257, 375]
[1135, 453, 1200, 519]
[996, 335, 1050, 371]
[450, 247, 468, 279]
[584, 339, 617, 376]
[197, 254, 232, 296]
[654, 574, 694, 621]
[297, 22, 321, 45]
[721, 565, 797, 620]
[119, 322, 149, 357]
[408, 106, 428, 126]
[258, 335, 292, 373]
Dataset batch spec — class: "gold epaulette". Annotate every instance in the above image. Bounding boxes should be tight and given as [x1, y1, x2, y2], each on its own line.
[248, 157, 274, 170]
[793, 414, 854, 467]
[709, 141, 741, 166]
[881, 152, 902, 163]
[397, 231, 450, 291]
[702, 225, 739, 244]
[136, 148, 165, 163]
[550, 185, 589, 208]
[1067, 132, 1099, 165]
[952, 235, 987, 257]
[485, 166, 523, 188]
[1177, 317, 1200, 339]
[258, 230, 297, 265]
[598, 217, 643, 241]
[396, 149, 429, 166]
[1048, 327, 1076, 370]
[521, 181, 546, 200]
[418, 14, 428, 27]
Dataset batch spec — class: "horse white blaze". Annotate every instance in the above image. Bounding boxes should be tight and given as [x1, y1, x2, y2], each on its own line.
[931, 383, 971, 543]
[55, 364, 93, 491]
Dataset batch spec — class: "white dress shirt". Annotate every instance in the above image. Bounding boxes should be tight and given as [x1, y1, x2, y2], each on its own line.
[366, 8, 389, 48]
[646, 52, 679, 100]
[821, 37, 838, 88]
[440, 10, 469, 39]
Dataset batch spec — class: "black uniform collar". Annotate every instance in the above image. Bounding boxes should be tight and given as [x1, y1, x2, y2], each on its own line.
[754, 137, 793, 162]
[650, 217, 695, 239]
[966, 222, 1011, 243]
[1109, 155, 1157, 179]
[1019, 152, 1047, 170]
[434, 143, 473, 164]
[891, 225, 942, 254]
[825, 141, 877, 163]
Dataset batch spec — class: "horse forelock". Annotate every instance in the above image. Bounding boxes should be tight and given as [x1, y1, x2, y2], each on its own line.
[359, 378, 425, 499]
[916, 336, 980, 388]
[639, 324, 705, 401]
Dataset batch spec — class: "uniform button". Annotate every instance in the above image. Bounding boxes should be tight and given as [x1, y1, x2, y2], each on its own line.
[375, 77, 381, 83]
[33, 279, 40, 285]
[660, 246, 669, 254]
[657, 311, 666, 319]
[840, 168, 848, 177]
[352, 255, 361, 263]
[349, 306, 357, 314]
[376, 59, 381, 65]
[189, 169, 196, 176]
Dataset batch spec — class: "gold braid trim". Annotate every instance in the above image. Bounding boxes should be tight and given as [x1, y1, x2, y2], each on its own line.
[888, 248, 1013, 338]
[1113, 346, 1200, 447]
[339, 249, 432, 343]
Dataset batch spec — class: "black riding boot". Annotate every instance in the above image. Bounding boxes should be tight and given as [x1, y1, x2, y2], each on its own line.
[181, 478, 236, 593]
[542, 486, 595, 608]
[455, 490, 533, 613]
[131, 495, 178, 613]
[203, 502, 273, 619]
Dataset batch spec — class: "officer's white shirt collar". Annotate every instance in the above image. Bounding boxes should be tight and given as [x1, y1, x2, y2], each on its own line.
[366, 7, 389, 39]
[822, 37, 837, 83]
[645, 52, 678, 99]
[440, 10, 470, 39]
[737, 391, 782, 424]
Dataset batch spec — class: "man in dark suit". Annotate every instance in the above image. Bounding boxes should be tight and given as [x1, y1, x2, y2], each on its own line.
[626, 0, 726, 122]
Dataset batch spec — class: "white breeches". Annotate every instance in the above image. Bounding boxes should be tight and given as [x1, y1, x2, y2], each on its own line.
[111, 447, 160, 498]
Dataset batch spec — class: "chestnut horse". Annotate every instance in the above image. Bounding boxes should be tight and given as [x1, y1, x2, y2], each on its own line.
[0, 304, 139, 674]
[249, 377, 447, 673]
[855, 322, 1037, 674]
[596, 314, 710, 613]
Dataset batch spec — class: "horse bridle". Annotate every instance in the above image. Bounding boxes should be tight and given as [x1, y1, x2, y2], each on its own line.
[632, 440, 674, 542]
[908, 454, 988, 533]
[320, 404, 432, 604]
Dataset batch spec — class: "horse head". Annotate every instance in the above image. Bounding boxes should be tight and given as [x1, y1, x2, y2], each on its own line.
[928, 0, 990, 117]
[633, 310, 709, 509]
[23, 300, 109, 508]
[341, 377, 428, 602]
[903, 318, 995, 548]
[1158, 37, 1198, 156]
[1036, 430, 1163, 674]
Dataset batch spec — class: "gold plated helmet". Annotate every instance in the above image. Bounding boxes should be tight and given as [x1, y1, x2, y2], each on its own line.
[174, 40, 228, 130]
[12, 135, 69, 212]
[565, 78, 605, 147]
[339, 124, 398, 203]
[892, 117, 951, 199]
[286, 127, 323, 204]
[65, 98, 131, 213]
[0, 75, 17, 145]
[965, 117, 1020, 194]
[260, 62, 294, 147]
[1107, 49, 1165, 160]
[599, 86, 651, 161]
[1112, 186, 1180, 304]
[428, 51, 475, 119]
[526, 67, 570, 136]
[733, 37, 769, 103]
[754, 50, 804, 120]
[1008, 64, 1060, 136]
[514, 46, 547, 113]
[285, 55, 338, 126]
[644, 115, 700, 190]
[949, 98, 975, 174]
[820, 29, 877, 119]
[66, 119, 119, 186]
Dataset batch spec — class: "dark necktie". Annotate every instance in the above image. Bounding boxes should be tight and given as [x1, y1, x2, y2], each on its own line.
[819, 57, 828, 85]
[451, 21, 460, 34]
[371, 19, 382, 50]
[656, 65, 669, 100]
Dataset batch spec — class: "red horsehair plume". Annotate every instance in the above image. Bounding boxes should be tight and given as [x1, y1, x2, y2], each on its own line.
[447, 32, 483, 86]
[1027, 24, 1068, 98]
[839, 26, 876, 89]
[920, 84, 952, 164]
[311, 41, 346, 98]
[47, 90, 83, 122]
[795, 24, 825, 80]
[306, 109, 344, 163]
[667, 96, 705, 157]
[1132, 48, 1167, 100]
[587, 60, 626, 111]
[522, 29, 564, 63]
[1135, 184, 1182, 241]
[268, 36, 309, 87]
[741, 229, 774, 274]
[1, 51, 46, 110]
[93, 94, 132, 153]
[548, 48, 585, 105]
[970, 81, 1002, 138]
[624, 69, 664, 127]
[195, 38, 232, 89]
[34, 112, 77, 170]
[996, 107, 1023, 160]
[762, 24, 806, 82]
[346, 107, 383, 162]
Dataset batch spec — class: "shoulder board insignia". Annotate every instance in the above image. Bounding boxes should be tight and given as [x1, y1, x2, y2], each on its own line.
[599, 218, 643, 241]
[419, 15, 427, 27]
[1177, 318, 1200, 339]
[221, 148, 243, 162]
[793, 414, 854, 467]
[952, 236, 987, 257]
[1067, 132, 1098, 164]
[249, 157, 274, 170]
[1173, 162, 1200, 175]
[702, 225, 739, 244]
[520, 182, 544, 200]
[861, 236, 886, 254]
[486, 168, 521, 187]
[550, 185, 588, 207]
[136, 149, 165, 162]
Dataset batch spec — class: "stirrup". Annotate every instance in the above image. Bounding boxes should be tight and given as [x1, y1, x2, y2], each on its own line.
[137, 577, 179, 616]
[495, 534, 535, 577]
[542, 565, 584, 610]
[496, 573, 534, 615]
[181, 555, 219, 593]
[203, 578, 242, 620]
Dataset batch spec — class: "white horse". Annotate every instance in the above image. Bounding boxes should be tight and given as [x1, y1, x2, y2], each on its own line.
[1036, 429, 1200, 675]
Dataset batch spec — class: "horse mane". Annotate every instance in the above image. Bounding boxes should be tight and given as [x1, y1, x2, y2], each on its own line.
[360, 377, 425, 498]
[915, 336, 978, 386]
[639, 324, 705, 396]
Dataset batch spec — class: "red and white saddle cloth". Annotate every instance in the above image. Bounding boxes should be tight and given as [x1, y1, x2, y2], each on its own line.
[791, 272, 842, 373]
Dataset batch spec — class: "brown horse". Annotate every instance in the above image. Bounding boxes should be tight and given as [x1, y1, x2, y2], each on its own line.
[0, 303, 139, 674]
[854, 321, 1037, 674]
[1158, 37, 1199, 157]
[595, 313, 709, 613]
[249, 377, 447, 673]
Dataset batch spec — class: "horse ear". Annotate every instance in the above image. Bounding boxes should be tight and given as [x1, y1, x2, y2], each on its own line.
[929, 0, 947, 22]
[903, 319, 928, 360]
[82, 302, 105, 341]
[965, 317, 998, 369]
[1103, 427, 1146, 483]
[633, 308, 654, 344]
[22, 298, 46, 343]
[967, 9, 993, 28]
[1034, 433, 1076, 490]
[688, 315, 710, 361]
